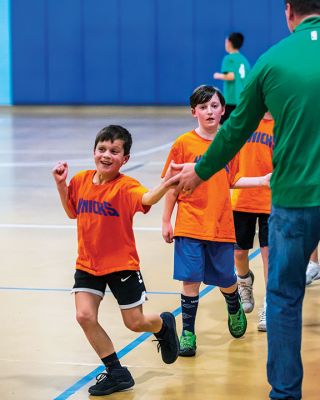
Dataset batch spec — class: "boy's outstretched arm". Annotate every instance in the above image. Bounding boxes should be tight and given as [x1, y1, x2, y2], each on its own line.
[213, 72, 235, 81]
[142, 162, 180, 206]
[52, 161, 77, 219]
[162, 189, 178, 243]
[232, 172, 272, 188]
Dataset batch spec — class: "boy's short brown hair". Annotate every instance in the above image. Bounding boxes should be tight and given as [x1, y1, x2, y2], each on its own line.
[94, 125, 132, 156]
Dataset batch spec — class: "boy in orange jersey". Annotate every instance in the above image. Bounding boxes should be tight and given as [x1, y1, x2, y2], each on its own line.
[161, 85, 271, 357]
[232, 112, 273, 332]
[52, 125, 180, 396]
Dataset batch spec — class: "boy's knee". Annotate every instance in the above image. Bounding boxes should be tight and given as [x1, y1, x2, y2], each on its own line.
[124, 318, 144, 332]
[76, 310, 97, 327]
[235, 250, 248, 261]
[182, 281, 201, 296]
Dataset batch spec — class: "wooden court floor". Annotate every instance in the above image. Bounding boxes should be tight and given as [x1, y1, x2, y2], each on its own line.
[0, 106, 319, 400]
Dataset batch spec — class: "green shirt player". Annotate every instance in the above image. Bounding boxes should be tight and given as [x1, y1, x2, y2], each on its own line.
[213, 32, 250, 123]
[173, 1, 320, 399]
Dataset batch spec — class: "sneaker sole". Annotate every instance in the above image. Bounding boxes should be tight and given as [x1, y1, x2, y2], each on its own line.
[257, 326, 267, 332]
[306, 273, 320, 285]
[179, 349, 196, 357]
[242, 302, 255, 314]
[306, 269, 320, 285]
[88, 379, 135, 396]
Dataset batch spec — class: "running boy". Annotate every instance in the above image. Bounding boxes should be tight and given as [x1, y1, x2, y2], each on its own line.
[52, 125, 180, 396]
[232, 112, 274, 332]
[161, 85, 271, 357]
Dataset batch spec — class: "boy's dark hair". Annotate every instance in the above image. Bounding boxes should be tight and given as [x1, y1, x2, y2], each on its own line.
[190, 85, 225, 109]
[94, 125, 132, 155]
[228, 32, 244, 50]
[285, 0, 320, 15]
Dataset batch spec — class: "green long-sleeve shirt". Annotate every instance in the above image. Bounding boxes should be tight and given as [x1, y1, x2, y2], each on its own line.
[196, 17, 320, 207]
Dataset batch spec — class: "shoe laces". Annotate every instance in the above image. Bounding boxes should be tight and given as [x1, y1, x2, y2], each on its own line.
[238, 282, 253, 302]
[230, 308, 242, 323]
[152, 338, 164, 353]
[180, 335, 189, 347]
[259, 308, 266, 321]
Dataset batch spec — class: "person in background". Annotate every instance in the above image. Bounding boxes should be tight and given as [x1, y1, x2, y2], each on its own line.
[232, 112, 274, 332]
[213, 32, 250, 123]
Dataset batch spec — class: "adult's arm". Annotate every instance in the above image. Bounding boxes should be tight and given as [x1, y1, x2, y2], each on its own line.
[195, 64, 268, 181]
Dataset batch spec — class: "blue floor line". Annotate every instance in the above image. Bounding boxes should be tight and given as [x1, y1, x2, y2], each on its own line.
[0, 287, 180, 295]
[54, 248, 261, 400]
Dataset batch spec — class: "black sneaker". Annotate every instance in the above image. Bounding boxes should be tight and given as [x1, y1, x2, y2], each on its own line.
[88, 367, 135, 396]
[154, 312, 179, 364]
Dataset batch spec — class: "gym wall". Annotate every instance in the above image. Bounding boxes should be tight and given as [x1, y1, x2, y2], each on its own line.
[7, 0, 288, 105]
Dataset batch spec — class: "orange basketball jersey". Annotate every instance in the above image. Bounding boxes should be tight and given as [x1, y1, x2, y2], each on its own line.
[162, 130, 239, 243]
[67, 171, 150, 276]
[231, 119, 274, 214]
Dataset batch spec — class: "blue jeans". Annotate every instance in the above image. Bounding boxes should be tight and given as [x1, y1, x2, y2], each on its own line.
[267, 206, 320, 399]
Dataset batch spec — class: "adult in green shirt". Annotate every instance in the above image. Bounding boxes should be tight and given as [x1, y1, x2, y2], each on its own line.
[213, 32, 250, 123]
[174, 1, 320, 399]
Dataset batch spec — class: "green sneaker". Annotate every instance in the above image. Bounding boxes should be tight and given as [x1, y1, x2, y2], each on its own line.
[179, 330, 197, 357]
[228, 303, 247, 338]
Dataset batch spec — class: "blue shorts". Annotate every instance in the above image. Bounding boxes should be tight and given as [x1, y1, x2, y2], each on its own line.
[174, 237, 236, 288]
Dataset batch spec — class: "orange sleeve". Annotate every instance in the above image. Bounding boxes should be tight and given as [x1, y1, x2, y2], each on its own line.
[67, 176, 79, 215]
[227, 153, 241, 187]
[161, 141, 183, 178]
[126, 179, 151, 215]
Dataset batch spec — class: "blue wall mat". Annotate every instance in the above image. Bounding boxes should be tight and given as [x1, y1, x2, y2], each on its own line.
[47, 0, 84, 104]
[156, 0, 194, 104]
[10, 0, 290, 105]
[231, 0, 270, 62]
[83, 0, 120, 104]
[270, 2, 290, 45]
[11, 0, 47, 104]
[120, 0, 156, 104]
[194, 0, 232, 93]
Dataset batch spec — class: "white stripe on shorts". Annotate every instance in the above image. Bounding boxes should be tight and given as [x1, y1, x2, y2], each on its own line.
[71, 287, 105, 298]
[119, 291, 148, 310]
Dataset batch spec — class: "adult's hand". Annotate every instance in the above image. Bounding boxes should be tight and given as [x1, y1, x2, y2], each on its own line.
[171, 162, 204, 194]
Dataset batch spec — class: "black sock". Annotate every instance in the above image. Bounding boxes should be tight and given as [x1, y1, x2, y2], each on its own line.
[221, 289, 240, 314]
[238, 271, 250, 279]
[181, 294, 199, 335]
[101, 352, 121, 371]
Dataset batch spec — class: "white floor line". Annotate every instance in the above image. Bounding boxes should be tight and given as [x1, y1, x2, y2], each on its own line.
[0, 142, 173, 168]
[0, 358, 101, 367]
[0, 223, 161, 231]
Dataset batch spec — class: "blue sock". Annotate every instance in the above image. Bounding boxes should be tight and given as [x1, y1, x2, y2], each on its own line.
[181, 294, 199, 335]
[221, 289, 240, 314]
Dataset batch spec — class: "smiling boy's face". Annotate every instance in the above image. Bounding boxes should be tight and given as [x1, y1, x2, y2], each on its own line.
[191, 93, 225, 131]
[94, 139, 129, 179]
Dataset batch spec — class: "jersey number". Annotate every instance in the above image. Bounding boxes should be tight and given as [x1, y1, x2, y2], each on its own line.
[239, 64, 246, 79]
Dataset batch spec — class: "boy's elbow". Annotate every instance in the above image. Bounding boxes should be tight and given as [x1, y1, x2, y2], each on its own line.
[66, 209, 77, 219]
[142, 197, 152, 206]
